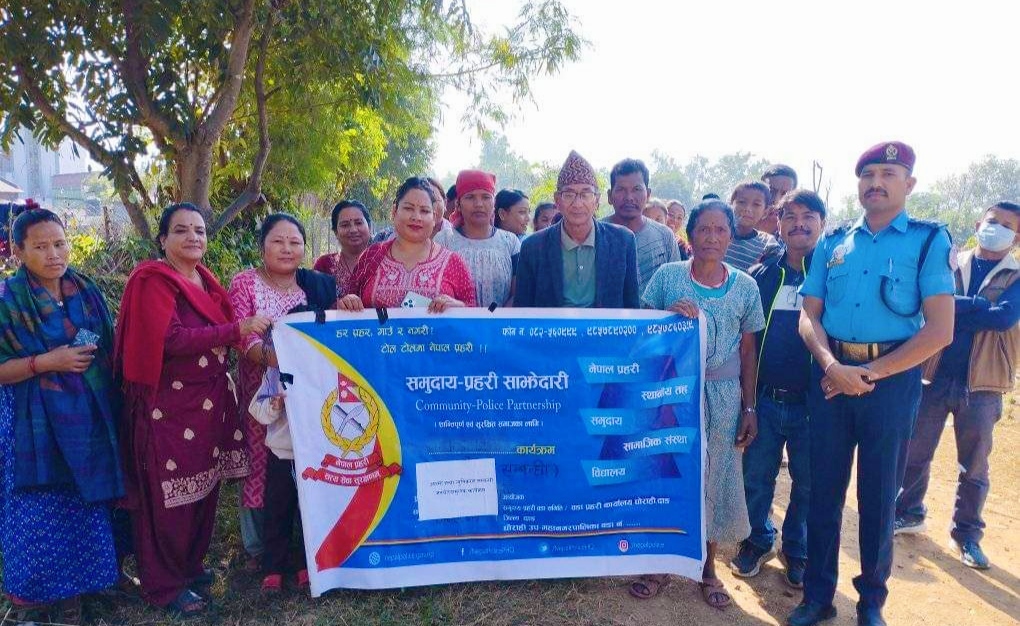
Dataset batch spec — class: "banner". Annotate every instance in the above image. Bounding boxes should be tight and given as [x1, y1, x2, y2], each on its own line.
[272, 308, 706, 596]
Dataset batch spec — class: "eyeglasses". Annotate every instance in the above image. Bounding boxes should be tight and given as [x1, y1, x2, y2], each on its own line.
[557, 189, 597, 204]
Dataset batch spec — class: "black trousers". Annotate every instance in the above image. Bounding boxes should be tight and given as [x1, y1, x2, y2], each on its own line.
[803, 363, 921, 610]
[261, 454, 306, 575]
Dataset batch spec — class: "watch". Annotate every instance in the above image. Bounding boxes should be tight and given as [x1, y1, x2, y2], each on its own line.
[743, 406, 757, 414]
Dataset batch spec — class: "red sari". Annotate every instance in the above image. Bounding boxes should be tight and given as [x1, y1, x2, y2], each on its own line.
[115, 260, 248, 606]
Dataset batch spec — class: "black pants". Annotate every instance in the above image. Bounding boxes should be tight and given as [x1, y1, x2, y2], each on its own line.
[261, 454, 306, 575]
[804, 363, 921, 610]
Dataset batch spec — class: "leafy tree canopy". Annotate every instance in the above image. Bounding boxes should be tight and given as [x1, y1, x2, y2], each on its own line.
[0, 0, 584, 239]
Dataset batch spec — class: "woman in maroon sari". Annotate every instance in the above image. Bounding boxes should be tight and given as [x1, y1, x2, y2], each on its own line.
[115, 203, 271, 616]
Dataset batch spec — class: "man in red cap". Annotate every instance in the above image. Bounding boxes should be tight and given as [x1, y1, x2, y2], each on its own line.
[515, 150, 638, 308]
[791, 142, 955, 626]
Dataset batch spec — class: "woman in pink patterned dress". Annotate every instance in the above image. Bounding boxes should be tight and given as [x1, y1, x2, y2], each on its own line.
[228, 213, 335, 588]
[339, 177, 477, 312]
[312, 200, 372, 298]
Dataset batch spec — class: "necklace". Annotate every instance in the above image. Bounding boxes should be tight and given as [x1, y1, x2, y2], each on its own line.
[389, 240, 434, 269]
[161, 258, 201, 285]
[692, 263, 727, 289]
[259, 267, 298, 292]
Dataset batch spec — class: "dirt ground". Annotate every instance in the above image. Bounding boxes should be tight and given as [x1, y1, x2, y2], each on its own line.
[613, 405, 1020, 626]
[4, 402, 1016, 626]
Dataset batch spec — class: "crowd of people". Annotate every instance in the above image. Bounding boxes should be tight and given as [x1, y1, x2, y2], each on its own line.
[0, 141, 1016, 626]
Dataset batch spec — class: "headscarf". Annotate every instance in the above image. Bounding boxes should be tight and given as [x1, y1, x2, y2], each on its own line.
[114, 260, 233, 391]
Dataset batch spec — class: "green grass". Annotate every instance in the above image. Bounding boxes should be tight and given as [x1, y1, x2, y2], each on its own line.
[2, 482, 627, 626]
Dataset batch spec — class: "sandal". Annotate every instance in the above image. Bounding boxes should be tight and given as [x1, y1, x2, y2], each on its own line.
[628, 574, 670, 599]
[190, 567, 215, 598]
[260, 573, 283, 595]
[295, 569, 309, 589]
[165, 588, 208, 618]
[699, 577, 732, 609]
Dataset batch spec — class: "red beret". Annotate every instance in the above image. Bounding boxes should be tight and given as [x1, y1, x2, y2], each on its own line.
[456, 170, 496, 199]
[855, 141, 915, 177]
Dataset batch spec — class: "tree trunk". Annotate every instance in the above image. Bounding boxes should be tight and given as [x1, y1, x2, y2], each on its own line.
[175, 140, 216, 217]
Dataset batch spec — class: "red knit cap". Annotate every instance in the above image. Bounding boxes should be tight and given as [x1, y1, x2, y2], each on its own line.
[456, 170, 497, 199]
[557, 150, 598, 189]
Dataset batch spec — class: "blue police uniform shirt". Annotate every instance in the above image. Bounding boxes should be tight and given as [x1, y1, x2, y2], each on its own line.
[799, 211, 955, 343]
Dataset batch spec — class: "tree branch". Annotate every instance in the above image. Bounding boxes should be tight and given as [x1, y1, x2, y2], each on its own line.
[15, 64, 154, 239]
[201, 0, 259, 141]
[118, 0, 180, 149]
[209, 4, 277, 235]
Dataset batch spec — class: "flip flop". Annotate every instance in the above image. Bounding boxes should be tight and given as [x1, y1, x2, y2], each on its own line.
[628, 575, 670, 599]
[699, 577, 732, 609]
[261, 574, 284, 595]
[165, 588, 208, 618]
[295, 569, 310, 589]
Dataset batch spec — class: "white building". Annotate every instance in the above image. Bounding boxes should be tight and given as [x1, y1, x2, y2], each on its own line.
[0, 130, 93, 204]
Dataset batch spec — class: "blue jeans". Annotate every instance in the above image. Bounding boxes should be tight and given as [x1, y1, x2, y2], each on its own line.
[896, 379, 1002, 544]
[804, 364, 921, 611]
[742, 391, 810, 559]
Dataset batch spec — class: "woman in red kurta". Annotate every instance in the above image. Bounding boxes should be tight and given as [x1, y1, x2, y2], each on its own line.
[115, 203, 271, 616]
[339, 177, 476, 312]
[312, 200, 372, 297]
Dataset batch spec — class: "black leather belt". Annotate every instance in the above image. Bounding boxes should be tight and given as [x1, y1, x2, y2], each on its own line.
[761, 385, 806, 405]
[829, 338, 903, 362]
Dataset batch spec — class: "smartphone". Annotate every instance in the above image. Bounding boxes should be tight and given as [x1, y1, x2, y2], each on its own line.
[71, 327, 101, 347]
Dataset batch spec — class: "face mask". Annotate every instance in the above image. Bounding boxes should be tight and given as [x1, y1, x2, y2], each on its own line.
[976, 222, 1016, 252]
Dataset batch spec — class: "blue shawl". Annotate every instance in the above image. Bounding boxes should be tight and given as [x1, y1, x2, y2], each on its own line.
[0, 266, 123, 502]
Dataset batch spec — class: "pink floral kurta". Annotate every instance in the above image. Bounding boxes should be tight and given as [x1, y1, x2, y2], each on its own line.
[228, 269, 306, 509]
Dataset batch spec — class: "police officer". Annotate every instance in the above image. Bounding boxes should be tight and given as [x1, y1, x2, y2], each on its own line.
[788, 142, 955, 626]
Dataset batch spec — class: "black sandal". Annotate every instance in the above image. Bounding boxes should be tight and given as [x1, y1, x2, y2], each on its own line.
[165, 588, 207, 618]
[190, 568, 215, 598]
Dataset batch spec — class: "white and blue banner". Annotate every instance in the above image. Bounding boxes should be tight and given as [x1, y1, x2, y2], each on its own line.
[273, 308, 706, 597]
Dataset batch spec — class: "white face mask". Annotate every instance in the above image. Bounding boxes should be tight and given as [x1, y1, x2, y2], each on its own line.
[976, 222, 1016, 252]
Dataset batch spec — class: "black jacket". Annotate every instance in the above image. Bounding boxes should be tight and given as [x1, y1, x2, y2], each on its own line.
[747, 247, 813, 351]
[290, 268, 337, 314]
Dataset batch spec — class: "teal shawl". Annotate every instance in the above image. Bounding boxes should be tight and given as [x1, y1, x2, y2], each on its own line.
[0, 266, 123, 502]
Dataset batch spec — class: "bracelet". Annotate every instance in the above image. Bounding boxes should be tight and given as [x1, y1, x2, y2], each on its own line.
[743, 406, 756, 414]
[823, 361, 838, 374]
[28, 355, 38, 375]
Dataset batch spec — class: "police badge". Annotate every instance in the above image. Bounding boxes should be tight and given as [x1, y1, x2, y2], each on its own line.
[827, 245, 847, 269]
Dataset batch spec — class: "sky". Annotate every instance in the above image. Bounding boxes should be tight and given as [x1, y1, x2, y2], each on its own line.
[432, 0, 1020, 204]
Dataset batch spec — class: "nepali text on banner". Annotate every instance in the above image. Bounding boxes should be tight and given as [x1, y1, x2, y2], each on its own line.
[272, 308, 706, 596]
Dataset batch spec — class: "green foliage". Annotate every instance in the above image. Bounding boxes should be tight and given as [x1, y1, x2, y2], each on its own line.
[650, 151, 770, 208]
[477, 133, 542, 192]
[204, 222, 262, 285]
[832, 157, 1020, 243]
[1, 0, 584, 237]
[65, 233, 153, 316]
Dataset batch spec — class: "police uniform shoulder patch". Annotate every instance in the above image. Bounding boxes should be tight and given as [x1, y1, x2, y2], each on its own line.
[824, 220, 852, 238]
[907, 217, 947, 232]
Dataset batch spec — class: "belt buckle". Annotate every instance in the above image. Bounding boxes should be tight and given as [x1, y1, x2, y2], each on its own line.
[842, 342, 869, 362]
